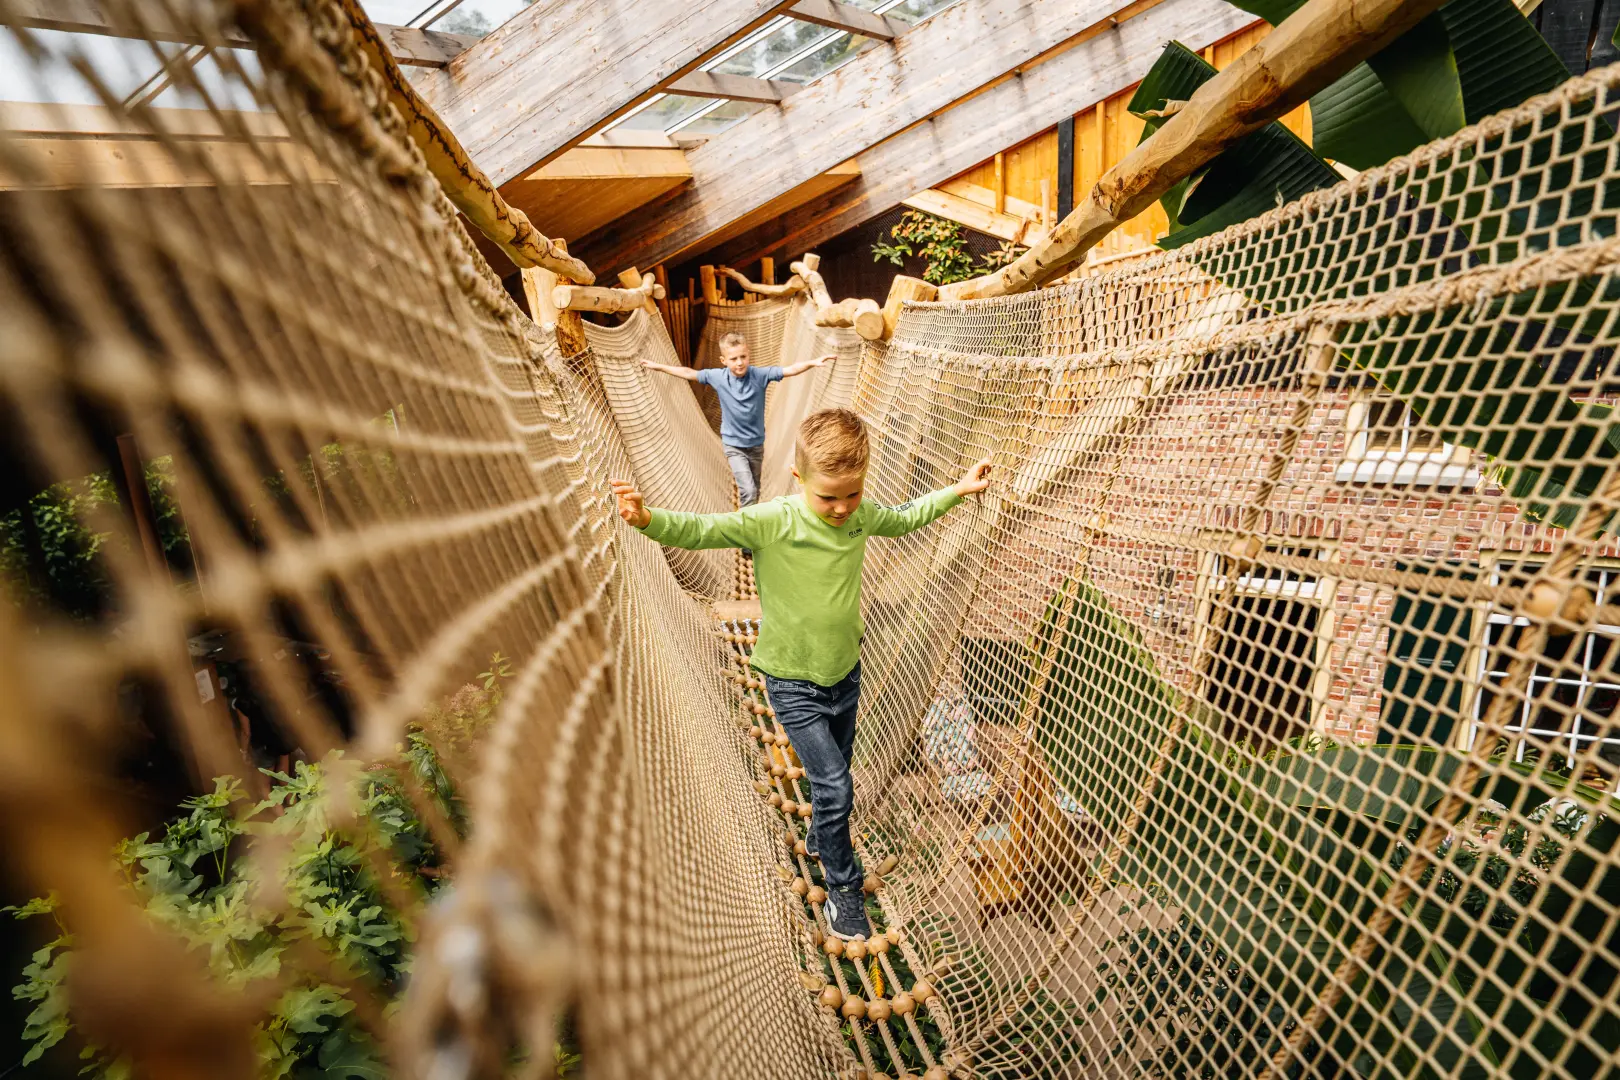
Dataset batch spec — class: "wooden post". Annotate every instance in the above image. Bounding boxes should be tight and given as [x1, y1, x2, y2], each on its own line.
[113, 433, 169, 580]
[1039, 178, 1052, 229]
[700, 264, 721, 306]
[761, 256, 776, 286]
[653, 264, 670, 320]
[880, 275, 938, 341]
[993, 151, 1006, 215]
[524, 239, 588, 355]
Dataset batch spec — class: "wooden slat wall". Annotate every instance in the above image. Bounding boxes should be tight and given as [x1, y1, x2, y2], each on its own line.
[943, 23, 1309, 260]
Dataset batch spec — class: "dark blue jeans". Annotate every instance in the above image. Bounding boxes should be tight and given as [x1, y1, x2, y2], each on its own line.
[764, 663, 863, 891]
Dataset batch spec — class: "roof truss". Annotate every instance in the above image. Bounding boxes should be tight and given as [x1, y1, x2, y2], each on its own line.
[14, 0, 475, 66]
[698, 0, 1251, 270]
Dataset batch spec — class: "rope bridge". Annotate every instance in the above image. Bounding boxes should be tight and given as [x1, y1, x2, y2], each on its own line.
[5, 1, 1620, 1078]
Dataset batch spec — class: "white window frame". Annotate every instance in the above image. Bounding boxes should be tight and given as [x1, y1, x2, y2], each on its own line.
[1335, 393, 1479, 487]
[1464, 559, 1620, 793]
[1198, 544, 1337, 735]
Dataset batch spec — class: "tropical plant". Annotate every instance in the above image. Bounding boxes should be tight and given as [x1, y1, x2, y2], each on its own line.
[872, 210, 1027, 285]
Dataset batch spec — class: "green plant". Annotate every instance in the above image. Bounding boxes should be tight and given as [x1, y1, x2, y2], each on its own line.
[7, 740, 456, 1077]
[871, 210, 1026, 285]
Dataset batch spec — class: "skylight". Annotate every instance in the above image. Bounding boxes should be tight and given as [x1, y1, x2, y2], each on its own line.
[604, 0, 963, 138]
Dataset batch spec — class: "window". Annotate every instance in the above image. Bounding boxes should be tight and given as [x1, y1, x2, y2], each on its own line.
[1336, 392, 1476, 486]
[1469, 561, 1620, 792]
[1205, 546, 1329, 746]
[1380, 562, 1476, 747]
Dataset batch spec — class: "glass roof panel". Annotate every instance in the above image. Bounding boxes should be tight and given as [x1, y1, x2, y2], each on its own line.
[884, 0, 961, 25]
[676, 100, 768, 136]
[775, 32, 880, 84]
[709, 19, 837, 80]
[1, 30, 181, 105]
[425, 0, 531, 38]
[615, 94, 714, 132]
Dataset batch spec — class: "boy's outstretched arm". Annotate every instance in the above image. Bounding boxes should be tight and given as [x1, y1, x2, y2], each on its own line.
[780, 354, 832, 379]
[640, 359, 701, 383]
[866, 458, 993, 537]
[609, 478, 773, 550]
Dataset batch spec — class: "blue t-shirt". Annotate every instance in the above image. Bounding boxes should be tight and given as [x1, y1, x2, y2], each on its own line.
[697, 364, 784, 448]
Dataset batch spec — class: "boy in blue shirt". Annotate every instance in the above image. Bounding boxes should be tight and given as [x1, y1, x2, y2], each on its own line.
[642, 332, 831, 508]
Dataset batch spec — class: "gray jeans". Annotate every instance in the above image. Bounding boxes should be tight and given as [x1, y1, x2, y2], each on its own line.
[723, 443, 765, 507]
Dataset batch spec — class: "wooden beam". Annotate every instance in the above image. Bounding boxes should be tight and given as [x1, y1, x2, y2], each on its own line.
[901, 189, 1041, 245]
[416, 1, 802, 187]
[719, 266, 805, 297]
[519, 146, 691, 182]
[697, 0, 1252, 270]
[555, 273, 666, 314]
[11, 0, 475, 67]
[942, 0, 1446, 299]
[992, 152, 1006, 214]
[315, 0, 590, 280]
[572, 0, 1207, 278]
[667, 70, 802, 104]
[787, 0, 904, 40]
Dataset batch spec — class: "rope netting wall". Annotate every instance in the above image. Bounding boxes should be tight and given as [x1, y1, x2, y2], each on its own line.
[6, 3, 1620, 1080]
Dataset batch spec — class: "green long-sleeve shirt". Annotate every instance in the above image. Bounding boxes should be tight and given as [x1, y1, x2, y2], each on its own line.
[640, 488, 963, 685]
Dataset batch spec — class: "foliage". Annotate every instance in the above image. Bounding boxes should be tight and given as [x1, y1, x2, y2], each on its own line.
[5, 654, 533, 1078]
[0, 458, 193, 620]
[871, 210, 1027, 286]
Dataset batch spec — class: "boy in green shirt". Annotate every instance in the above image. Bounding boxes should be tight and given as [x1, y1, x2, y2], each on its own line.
[611, 408, 991, 939]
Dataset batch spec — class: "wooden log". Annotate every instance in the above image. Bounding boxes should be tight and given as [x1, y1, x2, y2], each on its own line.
[618, 266, 661, 314]
[880, 275, 938, 341]
[761, 257, 776, 286]
[320, 0, 592, 282]
[789, 253, 882, 339]
[939, 0, 1449, 300]
[818, 298, 884, 341]
[718, 266, 805, 298]
[521, 240, 588, 355]
[555, 273, 667, 314]
[701, 265, 722, 306]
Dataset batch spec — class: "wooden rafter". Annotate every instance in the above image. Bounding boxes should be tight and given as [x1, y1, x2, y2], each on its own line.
[572, 0, 1198, 278]
[666, 70, 802, 104]
[786, 0, 904, 40]
[694, 0, 1252, 271]
[416, 0, 804, 187]
[12, 0, 475, 67]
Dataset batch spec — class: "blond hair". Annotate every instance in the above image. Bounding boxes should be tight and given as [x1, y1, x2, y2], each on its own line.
[796, 408, 868, 478]
[718, 331, 747, 352]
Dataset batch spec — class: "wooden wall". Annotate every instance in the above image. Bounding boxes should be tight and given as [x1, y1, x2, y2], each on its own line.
[943, 22, 1310, 261]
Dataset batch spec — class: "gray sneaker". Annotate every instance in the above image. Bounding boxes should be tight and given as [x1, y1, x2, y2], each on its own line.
[824, 885, 872, 941]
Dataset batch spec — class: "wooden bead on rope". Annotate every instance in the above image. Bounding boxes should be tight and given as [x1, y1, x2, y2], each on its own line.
[885, 927, 902, 945]
[876, 854, 899, 875]
[773, 732, 790, 746]
[840, 995, 867, 1019]
[797, 803, 813, 819]
[890, 991, 915, 1017]
[819, 984, 844, 1009]
[866, 997, 892, 1023]
[862, 873, 881, 894]
[806, 885, 826, 904]
[910, 980, 935, 1004]
[787, 766, 804, 780]
[922, 1067, 948, 1080]
[771, 763, 787, 778]
[867, 933, 889, 954]
[845, 938, 867, 960]
[811, 926, 825, 947]
[768, 793, 783, 807]
[791, 876, 809, 896]
[752, 780, 770, 795]
[824, 936, 844, 957]
[794, 840, 808, 856]
[780, 799, 798, 815]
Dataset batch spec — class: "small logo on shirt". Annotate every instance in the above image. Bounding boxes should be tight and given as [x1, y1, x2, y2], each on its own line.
[893, 500, 914, 513]
[847, 527, 863, 538]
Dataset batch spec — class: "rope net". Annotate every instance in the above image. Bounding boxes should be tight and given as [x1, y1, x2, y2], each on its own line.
[4, 2, 1620, 1079]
